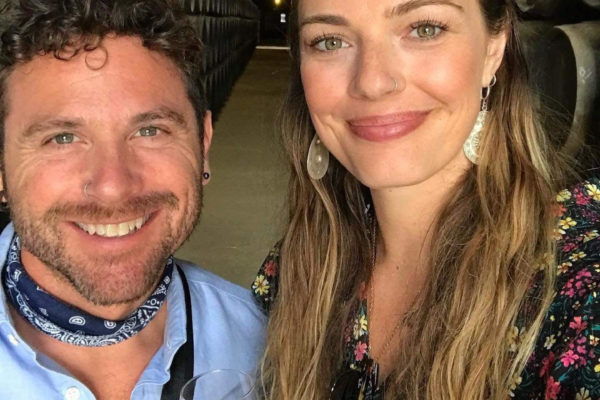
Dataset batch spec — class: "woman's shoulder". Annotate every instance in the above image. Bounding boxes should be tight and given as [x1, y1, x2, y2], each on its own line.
[251, 242, 281, 313]
[554, 176, 600, 275]
[514, 177, 600, 399]
[554, 176, 600, 240]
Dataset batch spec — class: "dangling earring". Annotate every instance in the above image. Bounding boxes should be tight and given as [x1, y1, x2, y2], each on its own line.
[463, 75, 496, 164]
[307, 134, 329, 180]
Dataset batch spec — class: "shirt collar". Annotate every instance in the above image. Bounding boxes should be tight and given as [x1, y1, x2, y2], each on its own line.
[136, 261, 188, 385]
[0, 223, 15, 323]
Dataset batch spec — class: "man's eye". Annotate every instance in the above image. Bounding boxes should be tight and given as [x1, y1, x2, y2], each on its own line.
[52, 133, 77, 145]
[137, 127, 159, 137]
[312, 36, 349, 52]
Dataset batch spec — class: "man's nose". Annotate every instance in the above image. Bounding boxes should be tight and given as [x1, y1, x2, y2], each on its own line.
[82, 144, 143, 203]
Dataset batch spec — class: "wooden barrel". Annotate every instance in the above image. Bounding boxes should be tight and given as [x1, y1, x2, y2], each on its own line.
[581, 0, 600, 10]
[516, 0, 600, 18]
[519, 22, 577, 149]
[515, 0, 562, 17]
[556, 21, 600, 152]
[183, 0, 260, 115]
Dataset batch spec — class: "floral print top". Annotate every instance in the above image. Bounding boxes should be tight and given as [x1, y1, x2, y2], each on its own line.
[252, 178, 600, 399]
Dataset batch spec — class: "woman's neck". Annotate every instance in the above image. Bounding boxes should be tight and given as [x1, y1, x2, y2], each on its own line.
[367, 163, 470, 377]
[370, 163, 469, 267]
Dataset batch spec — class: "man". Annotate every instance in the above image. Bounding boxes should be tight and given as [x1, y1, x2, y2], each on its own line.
[0, 1, 265, 399]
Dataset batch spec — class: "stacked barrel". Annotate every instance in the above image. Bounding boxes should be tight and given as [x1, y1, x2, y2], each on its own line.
[182, 0, 260, 118]
[518, 2, 599, 154]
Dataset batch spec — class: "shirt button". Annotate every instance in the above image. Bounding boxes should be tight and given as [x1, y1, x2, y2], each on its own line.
[7, 334, 19, 345]
[64, 386, 81, 400]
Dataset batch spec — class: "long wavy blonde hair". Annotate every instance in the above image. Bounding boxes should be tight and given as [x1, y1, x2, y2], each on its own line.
[260, 0, 572, 398]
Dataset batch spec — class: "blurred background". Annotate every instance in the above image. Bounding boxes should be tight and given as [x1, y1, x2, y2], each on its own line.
[1, 0, 594, 288]
[174, 0, 289, 287]
[174, 0, 600, 287]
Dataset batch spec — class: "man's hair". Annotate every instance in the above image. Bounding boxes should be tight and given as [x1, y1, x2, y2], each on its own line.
[0, 0, 207, 154]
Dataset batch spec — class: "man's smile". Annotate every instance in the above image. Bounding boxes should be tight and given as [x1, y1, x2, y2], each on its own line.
[74, 215, 151, 238]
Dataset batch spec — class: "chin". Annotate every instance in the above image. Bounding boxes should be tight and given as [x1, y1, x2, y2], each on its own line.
[68, 254, 168, 306]
[349, 163, 431, 190]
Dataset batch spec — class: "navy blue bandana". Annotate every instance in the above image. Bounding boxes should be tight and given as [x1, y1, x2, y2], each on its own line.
[1, 235, 174, 347]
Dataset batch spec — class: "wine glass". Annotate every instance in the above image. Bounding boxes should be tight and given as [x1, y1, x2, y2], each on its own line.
[179, 369, 256, 400]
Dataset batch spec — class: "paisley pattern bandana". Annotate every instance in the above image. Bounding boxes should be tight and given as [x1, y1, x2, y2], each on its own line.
[1, 235, 174, 347]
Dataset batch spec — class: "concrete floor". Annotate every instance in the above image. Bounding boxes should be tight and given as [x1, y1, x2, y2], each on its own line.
[176, 49, 290, 287]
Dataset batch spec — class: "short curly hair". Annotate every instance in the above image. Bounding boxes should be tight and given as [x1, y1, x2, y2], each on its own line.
[0, 0, 207, 154]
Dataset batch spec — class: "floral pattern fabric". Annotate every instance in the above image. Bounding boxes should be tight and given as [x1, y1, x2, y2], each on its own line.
[253, 178, 600, 399]
[511, 179, 600, 400]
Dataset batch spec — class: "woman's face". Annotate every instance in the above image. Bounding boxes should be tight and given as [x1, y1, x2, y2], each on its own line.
[298, 0, 506, 189]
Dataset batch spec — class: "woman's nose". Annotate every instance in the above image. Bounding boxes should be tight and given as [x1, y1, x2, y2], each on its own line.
[351, 45, 406, 100]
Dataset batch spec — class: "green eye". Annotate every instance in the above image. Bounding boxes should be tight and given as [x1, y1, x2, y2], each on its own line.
[324, 38, 343, 51]
[413, 24, 442, 39]
[53, 133, 75, 145]
[313, 36, 348, 52]
[417, 25, 437, 38]
[137, 127, 159, 137]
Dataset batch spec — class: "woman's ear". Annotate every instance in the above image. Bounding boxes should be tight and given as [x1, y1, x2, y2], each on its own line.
[482, 29, 508, 86]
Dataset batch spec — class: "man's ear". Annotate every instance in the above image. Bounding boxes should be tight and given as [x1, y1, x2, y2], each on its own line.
[202, 110, 213, 185]
[482, 29, 508, 86]
[0, 169, 7, 203]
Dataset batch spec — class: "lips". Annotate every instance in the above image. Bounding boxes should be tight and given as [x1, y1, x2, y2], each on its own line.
[347, 111, 429, 142]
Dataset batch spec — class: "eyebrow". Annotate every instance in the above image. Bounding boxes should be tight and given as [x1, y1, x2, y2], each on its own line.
[23, 119, 85, 138]
[300, 14, 348, 28]
[22, 106, 188, 138]
[388, 0, 464, 16]
[300, 0, 463, 28]
[132, 106, 187, 128]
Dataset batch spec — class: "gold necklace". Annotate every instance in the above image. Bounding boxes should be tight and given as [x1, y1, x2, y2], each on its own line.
[367, 220, 405, 362]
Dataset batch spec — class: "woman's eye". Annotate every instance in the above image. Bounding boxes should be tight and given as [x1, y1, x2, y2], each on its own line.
[52, 133, 77, 145]
[410, 23, 444, 39]
[136, 126, 159, 137]
[313, 37, 348, 52]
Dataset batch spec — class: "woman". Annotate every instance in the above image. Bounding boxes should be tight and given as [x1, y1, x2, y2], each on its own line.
[252, 0, 599, 398]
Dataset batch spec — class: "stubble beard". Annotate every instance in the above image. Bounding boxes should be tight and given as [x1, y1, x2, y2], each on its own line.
[8, 185, 202, 307]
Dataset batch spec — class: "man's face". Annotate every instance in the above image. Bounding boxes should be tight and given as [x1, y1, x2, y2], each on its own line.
[2, 36, 211, 306]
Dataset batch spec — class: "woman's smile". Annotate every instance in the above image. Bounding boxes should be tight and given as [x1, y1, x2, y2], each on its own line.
[346, 111, 431, 142]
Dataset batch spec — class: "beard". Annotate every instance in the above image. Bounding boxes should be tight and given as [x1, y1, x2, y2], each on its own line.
[8, 185, 202, 307]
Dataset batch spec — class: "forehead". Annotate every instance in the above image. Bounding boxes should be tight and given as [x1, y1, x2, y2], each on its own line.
[4, 35, 193, 131]
[298, 0, 479, 18]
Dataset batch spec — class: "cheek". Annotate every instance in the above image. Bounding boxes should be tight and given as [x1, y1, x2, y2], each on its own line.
[5, 159, 79, 213]
[301, 59, 348, 118]
[140, 149, 201, 195]
[408, 42, 485, 107]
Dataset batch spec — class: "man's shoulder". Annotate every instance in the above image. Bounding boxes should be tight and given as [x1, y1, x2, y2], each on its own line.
[175, 259, 266, 321]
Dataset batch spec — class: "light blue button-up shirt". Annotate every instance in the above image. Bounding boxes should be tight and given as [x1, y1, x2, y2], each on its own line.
[0, 224, 266, 400]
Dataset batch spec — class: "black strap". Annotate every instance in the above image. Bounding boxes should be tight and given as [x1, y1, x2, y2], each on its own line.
[161, 265, 195, 400]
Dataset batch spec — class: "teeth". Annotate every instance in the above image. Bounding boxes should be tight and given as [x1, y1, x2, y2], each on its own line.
[87, 224, 96, 235]
[118, 222, 129, 236]
[96, 224, 106, 236]
[76, 216, 149, 238]
[106, 224, 118, 237]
